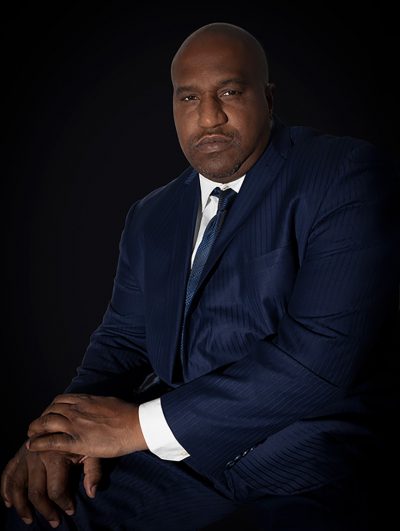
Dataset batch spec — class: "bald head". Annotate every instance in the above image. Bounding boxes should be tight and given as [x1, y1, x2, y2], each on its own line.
[172, 23, 269, 84]
[171, 23, 273, 183]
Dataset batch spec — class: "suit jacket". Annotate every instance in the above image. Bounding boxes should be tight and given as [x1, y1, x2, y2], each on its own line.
[67, 119, 399, 498]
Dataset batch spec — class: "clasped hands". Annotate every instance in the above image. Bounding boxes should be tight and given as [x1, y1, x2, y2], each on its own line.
[27, 394, 148, 457]
[1, 394, 147, 527]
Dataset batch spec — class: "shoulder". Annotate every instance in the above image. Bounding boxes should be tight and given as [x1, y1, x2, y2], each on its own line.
[123, 165, 196, 230]
[138, 166, 195, 208]
[284, 124, 395, 195]
[289, 125, 382, 166]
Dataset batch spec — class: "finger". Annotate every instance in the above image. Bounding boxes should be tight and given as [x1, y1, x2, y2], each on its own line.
[45, 455, 75, 516]
[83, 457, 102, 498]
[40, 396, 91, 420]
[41, 402, 76, 417]
[1, 455, 33, 524]
[1, 456, 15, 507]
[52, 393, 91, 404]
[38, 394, 88, 419]
[28, 413, 72, 438]
[27, 455, 60, 528]
[28, 434, 77, 454]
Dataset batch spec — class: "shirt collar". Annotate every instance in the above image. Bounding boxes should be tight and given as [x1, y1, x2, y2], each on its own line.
[198, 173, 246, 212]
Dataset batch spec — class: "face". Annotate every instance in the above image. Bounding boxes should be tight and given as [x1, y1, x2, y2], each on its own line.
[172, 34, 273, 182]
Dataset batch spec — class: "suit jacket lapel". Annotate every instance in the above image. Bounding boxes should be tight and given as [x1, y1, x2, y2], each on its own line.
[163, 169, 199, 382]
[188, 120, 293, 312]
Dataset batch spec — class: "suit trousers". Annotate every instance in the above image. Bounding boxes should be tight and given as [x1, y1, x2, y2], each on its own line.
[6, 449, 378, 531]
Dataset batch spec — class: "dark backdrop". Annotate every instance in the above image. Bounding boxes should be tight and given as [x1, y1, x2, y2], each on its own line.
[1, 3, 398, 524]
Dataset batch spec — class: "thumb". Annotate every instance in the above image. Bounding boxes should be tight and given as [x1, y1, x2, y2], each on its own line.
[82, 457, 102, 498]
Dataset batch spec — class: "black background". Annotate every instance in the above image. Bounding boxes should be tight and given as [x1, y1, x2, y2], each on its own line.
[1, 3, 398, 526]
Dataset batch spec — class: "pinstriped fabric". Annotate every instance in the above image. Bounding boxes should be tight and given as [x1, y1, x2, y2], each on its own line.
[81, 452, 235, 530]
[227, 422, 358, 497]
[68, 119, 399, 496]
[160, 129, 399, 488]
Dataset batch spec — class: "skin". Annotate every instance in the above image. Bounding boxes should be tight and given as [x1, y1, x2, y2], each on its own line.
[1, 447, 100, 526]
[1, 397, 147, 527]
[172, 23, 274, 183]
[26, 395, 147, 458]
[1, 23, 274, 527]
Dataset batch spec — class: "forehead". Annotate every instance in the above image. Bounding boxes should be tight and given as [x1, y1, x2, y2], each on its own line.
[172, 35, 257, 87]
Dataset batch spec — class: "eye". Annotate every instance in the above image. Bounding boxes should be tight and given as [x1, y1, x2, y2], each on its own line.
[221, 89, 242, 97]
[181, 95, 198, 102]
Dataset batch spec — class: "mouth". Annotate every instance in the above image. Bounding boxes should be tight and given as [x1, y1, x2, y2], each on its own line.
[195, 134, 233, 153]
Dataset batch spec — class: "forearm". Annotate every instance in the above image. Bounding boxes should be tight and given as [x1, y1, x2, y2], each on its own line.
[65, 199, 154, 398]
[65, 304, 151, 398]
[161, 337, 341, 476]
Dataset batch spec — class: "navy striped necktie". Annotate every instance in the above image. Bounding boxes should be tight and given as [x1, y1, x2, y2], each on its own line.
[180, 186, 237, 360]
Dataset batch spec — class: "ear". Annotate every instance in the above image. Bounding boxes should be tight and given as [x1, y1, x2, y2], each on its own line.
[265, 83, 275, 118]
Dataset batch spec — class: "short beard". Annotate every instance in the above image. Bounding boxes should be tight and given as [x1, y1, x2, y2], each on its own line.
[193, 159, 243, 182]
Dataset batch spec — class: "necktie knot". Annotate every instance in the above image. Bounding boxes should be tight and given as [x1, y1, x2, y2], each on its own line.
[211, 187, 237, 212]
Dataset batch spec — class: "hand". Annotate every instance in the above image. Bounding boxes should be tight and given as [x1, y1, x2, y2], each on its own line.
[27, 394, 148, 458]
[1, 444, 102, 527]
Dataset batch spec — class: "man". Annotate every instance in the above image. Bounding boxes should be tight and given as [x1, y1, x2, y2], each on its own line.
[2, 22, 399, 530]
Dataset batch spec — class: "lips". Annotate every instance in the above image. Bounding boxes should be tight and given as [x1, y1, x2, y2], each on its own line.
[195, 134, 232, 153]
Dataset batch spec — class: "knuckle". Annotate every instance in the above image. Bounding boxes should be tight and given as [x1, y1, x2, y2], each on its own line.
[4, 456, 18, 474]
[47, 487, 64, 503]
[4, 474, 24, 494]
[43, 449, 62, 460]
[41, 435, 57, 449]
[29, 451, 43, 463]
[4, 476, 17, 490]
[41, 414, 51, 427]
[78, 394, 90, 402]
[28, 487, 45, 502]
[41, 452, 60, 465]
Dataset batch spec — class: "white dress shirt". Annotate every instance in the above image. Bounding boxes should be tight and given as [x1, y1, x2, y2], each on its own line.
[138, 173, 246, 461]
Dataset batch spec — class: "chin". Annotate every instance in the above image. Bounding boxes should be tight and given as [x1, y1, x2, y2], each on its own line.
[193, 159, 243, 181]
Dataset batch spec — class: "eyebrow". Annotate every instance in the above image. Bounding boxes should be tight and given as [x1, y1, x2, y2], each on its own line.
[175, 78, 248, 96]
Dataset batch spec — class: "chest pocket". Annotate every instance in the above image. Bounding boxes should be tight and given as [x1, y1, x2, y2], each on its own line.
[244, 244, 295, 274]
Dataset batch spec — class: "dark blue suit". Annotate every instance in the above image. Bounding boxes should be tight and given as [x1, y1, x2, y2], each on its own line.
[10, 121, 398, 530]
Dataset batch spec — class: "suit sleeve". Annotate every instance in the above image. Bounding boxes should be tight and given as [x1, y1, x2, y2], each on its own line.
[66, 201, 152, 398]
[161, 143, 400, 477]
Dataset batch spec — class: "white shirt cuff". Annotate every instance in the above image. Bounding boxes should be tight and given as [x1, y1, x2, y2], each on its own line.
[138, 398, 190, 461]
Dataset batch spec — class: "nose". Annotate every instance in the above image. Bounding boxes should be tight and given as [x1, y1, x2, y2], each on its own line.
[197, 95, 228, 129]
